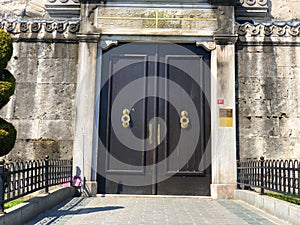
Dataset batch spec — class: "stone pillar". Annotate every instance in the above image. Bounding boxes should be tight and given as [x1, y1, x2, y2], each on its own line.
[211, 41, 237, 199]
[210, 5, 238, 199]
[73, 33, 100, 197]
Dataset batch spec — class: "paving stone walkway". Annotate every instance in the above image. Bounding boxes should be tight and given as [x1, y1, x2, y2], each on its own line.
[26, 196, 285, 225]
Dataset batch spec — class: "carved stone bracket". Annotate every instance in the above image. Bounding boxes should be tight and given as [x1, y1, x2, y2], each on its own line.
[100, 40, 118, 51]
[196, 42, 216, 51]
[0, 19, 80, 41]
[238, 22, 300, 44]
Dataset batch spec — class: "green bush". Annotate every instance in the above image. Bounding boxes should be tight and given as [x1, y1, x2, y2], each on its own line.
[0, 30, 13, 72]
[4, 199, 24, 209]
[265, 192, 300, 205]
[0, 118, 16, 157]
[0, 30, 16, 157]
[0, 69, 16, 108]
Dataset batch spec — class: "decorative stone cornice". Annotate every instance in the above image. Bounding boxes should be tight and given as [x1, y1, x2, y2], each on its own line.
[235, 0, 269, 21]
[45, 0, 80, 18]
[237, 22, 300, 45]
[239, 0, 268, 7]
[0, 19, 80, 41]
[238, 22, 300, 37]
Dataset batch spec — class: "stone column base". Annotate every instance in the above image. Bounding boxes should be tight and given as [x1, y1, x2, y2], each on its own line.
[83, 181, 97, 197]
[211, 184, 236, 199]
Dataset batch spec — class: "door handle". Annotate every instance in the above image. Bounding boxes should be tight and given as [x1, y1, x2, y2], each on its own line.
[121, 108, 130, 128]
[157, 123, 161, 145]
[180, 110, 189, 129]
[149, 123, 153, 144]
[149, 123, 161, 145]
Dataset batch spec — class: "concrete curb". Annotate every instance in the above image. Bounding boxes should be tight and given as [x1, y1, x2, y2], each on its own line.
[0, 187, 75, 225]
[234, 190, 300, 225]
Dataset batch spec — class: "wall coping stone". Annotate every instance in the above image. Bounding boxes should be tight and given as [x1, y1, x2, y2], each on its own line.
[0, 186, 75, 225]
[234, 190, 300, 225]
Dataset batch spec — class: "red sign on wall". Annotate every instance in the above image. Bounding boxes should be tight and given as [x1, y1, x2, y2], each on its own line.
[217, 99, 224, 105]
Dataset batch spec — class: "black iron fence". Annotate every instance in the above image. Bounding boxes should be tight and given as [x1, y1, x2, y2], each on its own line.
[237, 156, 300, 198]
[0, 156, 72, 213]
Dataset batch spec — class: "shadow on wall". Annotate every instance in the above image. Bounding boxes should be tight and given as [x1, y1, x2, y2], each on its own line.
[268, 0, 274, 20]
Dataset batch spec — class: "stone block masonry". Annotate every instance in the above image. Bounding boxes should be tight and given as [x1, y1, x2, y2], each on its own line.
[0, 41, 78, 161]
[0, 19, 79, 160]
[237, 24, 300, 160]
[271, 0, 300, 20]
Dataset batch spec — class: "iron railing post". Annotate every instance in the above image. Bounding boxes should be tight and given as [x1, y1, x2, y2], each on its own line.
[298, 163, 300, 197]
[236, 160, 240, 187]
[70, 158, 73, 187]
[260, 156, 265, 195]
[45, 155, 49, 193]
[0, 159, 5, 214]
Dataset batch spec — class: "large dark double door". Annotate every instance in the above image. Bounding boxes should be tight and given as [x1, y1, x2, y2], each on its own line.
[98, 43, 211, 195]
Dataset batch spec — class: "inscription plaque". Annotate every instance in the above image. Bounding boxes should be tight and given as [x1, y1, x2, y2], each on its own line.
[96, 3, 217, 35]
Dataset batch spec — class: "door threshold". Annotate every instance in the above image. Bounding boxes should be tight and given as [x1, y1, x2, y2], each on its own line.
[96, 194, 211, 199]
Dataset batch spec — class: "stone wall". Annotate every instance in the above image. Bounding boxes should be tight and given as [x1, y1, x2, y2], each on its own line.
[237, 45, 300, 160]
[237, 22, 300, 160]
[0, 0, 49, 19]
[0, 41, 78, 161]
[0, 0, 79, 161]
[236, 1, 300, 160]
[270, 0, 300, 20]
[235, 0, 300, 22]
[0, 0, 28, 18]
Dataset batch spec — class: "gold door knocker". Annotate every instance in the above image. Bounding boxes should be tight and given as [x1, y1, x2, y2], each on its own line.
[180, 110, 189, 129]
[121, 108, 131, 128]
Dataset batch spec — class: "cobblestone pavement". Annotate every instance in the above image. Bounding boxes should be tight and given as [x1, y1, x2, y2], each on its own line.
[26, 196, 285, 225]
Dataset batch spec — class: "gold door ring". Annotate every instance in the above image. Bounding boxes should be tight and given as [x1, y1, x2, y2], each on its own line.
[180, 110, 189, 129]
[121, 108, 131, 128]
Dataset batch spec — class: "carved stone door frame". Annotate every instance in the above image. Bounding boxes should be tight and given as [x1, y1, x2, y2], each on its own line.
[73, 1, 237, 199]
